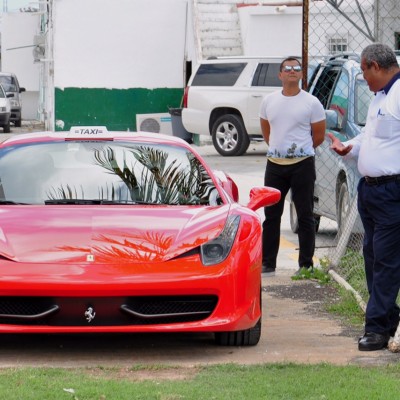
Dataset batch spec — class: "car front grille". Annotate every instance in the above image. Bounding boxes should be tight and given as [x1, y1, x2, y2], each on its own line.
[0, 296, 218, 326]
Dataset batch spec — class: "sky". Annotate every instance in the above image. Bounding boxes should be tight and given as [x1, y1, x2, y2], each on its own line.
[2, 0, 32, 12]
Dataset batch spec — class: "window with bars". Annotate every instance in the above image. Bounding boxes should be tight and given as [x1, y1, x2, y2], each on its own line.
[328, 37, 348, 54]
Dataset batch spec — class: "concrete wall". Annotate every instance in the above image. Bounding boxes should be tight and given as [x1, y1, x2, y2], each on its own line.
[1, 12, 40, 120]
[237, 1, 379, 58]
[52, 0, 195, 131]
[237, 4, 302, 57]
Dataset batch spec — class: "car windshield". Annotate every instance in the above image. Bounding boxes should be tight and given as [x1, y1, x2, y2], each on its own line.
[0, 141, 219, 206]
[0, 76, 17, 92]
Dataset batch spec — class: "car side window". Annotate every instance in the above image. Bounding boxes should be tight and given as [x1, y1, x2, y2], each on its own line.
[329, 71, 349, 131]
[251, 63, 281, 87]
[355, 74, 374, 127]
[311, 66, 340, 108]
[191, 63, 247, 86]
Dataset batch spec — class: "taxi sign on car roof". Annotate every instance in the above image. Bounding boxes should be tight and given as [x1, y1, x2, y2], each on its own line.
[69, 126, 109, 136]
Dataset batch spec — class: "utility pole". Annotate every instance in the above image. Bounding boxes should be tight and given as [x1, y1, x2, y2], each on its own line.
[302, 0, 309, 90]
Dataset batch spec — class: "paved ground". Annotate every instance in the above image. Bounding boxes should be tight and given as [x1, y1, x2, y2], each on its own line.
[0, 128, 398, 367]
[262, 273, 399, 366]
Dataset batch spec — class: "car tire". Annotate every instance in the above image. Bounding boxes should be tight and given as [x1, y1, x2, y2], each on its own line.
[290, 199, 320, 234]
[15, 118, 22, 128]
[337, 181, 350, 234]
[3, 122, 10, 133]
[215, 318, 261, 346]
[337, 180, 363, 250]
[211, 114, 250, 157]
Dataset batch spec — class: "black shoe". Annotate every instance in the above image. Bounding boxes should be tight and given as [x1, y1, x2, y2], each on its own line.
[262, 265, 275, 276]
[358, 332, 389, 351]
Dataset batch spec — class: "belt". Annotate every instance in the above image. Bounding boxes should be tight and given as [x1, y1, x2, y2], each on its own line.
[364, 174, 400, 185]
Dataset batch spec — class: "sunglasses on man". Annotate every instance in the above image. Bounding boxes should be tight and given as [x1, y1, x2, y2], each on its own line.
[282, 65, 302, 72]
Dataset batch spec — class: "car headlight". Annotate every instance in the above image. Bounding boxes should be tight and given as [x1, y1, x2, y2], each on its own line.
[200, 215, 240, 266]
[9, 99, 19, 107]
[0, 107, 6, 112]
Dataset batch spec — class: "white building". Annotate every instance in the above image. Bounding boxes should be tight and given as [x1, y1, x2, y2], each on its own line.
[1, 0, 399, 130]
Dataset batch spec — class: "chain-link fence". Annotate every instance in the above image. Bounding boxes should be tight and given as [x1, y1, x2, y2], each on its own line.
[305, 0, 400, 303]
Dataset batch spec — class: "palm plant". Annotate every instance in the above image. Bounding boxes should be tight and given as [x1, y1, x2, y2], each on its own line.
[93, 144, 215, 205]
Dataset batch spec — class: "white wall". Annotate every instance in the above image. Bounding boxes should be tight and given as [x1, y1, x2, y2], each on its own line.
[238, 5, 302, 57]
[53, 0, 193, 89]
[1, 12, 40, 119]
[309, 0, 374, 55]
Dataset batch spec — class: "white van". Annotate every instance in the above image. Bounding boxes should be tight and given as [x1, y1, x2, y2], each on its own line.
[0, 73, 25, 127]
[0, 84, 11, 133]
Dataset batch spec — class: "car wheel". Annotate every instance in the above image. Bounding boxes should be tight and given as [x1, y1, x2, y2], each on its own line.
[211, 114, 250, 157]
[215, 318, 261, 346]
[15, 118, 22, 128]
[290, 199, 320, 233]
[3, 122, 10, 133]
[337, 181, 350, 233]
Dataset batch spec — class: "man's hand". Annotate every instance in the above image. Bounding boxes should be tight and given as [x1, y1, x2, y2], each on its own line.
[327, 133, 353, 156]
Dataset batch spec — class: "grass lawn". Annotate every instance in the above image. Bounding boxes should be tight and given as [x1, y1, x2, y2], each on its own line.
[1, 363, 400, 399]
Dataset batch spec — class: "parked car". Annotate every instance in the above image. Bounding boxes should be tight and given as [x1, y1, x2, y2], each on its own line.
[0, 126, 280, 345]
[290, 53, 400, 234]
[182, 56, 286, 156]
[0, 84, 11, 133]
[0, 72, 25, 127]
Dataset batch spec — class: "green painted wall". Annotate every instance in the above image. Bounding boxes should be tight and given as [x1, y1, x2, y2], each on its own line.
[54, 87, 183, 131]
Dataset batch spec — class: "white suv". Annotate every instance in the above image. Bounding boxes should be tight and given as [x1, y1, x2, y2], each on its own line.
[182, 57, 284, 156]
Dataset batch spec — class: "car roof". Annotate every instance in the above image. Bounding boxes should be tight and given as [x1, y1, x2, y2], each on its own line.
[199, 55, 290, 64]
[0, 72, 17, 77]
[320, 52, 400, 67]
[0, 127, 193, 149]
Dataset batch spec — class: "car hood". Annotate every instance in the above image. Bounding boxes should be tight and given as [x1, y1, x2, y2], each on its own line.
[0, 205, 232, 263]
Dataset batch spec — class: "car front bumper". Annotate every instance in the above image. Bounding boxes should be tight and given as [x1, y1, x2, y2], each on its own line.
[0, 255, 261, 334]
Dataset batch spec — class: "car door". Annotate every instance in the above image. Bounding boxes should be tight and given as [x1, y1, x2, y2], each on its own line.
[313, 65, 344, 218]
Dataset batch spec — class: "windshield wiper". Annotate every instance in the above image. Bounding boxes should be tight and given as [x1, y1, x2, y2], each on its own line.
[0, 200, 31, 205]
[45, 199, 103, 205]
[44, 199, 155, 205]
[100, 199, 154, 205]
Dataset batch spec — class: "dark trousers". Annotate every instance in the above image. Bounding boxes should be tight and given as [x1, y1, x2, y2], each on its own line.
[358, 178, 400, 335]
[262, 157, 316, 269]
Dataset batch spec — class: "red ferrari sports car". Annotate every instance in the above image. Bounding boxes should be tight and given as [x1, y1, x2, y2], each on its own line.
[0, 127, 280, 345]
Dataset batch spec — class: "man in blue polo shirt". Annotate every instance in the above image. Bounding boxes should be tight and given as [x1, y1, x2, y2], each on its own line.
[329, 43, 400, 351]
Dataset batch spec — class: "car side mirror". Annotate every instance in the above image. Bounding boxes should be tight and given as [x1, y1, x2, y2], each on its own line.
[247, 186, 281, 211]
[325, 109, 339, 130]
[19, 87, 26, 93]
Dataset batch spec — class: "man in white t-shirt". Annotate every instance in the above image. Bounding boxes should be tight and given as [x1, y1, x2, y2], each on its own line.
[259, 57, 326, 277]
[329, 43, 400, 351]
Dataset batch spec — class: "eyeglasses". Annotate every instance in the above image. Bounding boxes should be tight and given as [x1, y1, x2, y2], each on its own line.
[282, 65, 302, 72]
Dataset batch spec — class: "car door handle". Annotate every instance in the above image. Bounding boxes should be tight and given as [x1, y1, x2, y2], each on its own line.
[251, 95, 263, 98]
